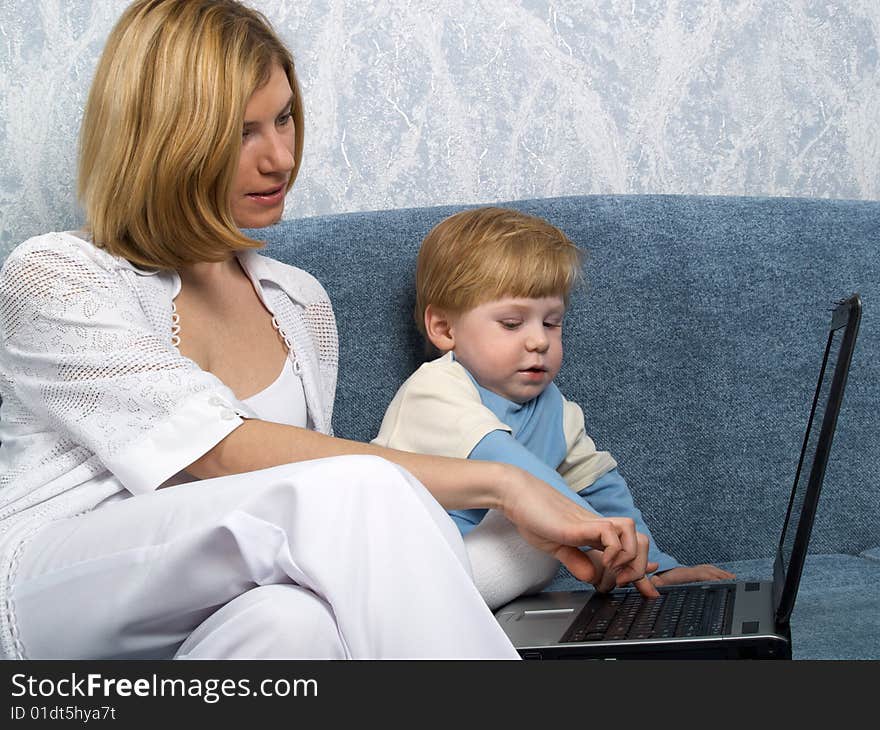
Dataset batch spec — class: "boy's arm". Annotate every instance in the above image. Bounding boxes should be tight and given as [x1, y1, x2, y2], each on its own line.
[372, 355, 510, 458]
[558, 400, 680, 572]
[577, 468, 680, 572]
[470, 430, 599, 514]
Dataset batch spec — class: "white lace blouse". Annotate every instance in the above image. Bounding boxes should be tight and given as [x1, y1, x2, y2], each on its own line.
[0, 231, 339, 656]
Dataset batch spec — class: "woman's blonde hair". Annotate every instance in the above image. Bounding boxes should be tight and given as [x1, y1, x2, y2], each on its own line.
[78, 0, 303, 269]
[414, 207, 584, 337]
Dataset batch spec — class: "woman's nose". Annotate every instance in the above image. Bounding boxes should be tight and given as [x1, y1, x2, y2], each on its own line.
[259, 130, 295, 174]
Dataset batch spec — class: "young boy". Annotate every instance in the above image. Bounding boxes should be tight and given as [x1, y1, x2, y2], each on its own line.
[373, 207, 734, 609]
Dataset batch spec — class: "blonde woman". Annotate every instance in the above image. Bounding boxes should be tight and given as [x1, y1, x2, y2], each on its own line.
[0, 0, 653, 660]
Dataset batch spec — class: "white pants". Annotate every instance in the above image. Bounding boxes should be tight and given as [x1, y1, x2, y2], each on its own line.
[10, 455, 519, 659]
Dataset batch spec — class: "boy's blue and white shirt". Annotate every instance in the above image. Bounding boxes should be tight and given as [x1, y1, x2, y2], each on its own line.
[373, 351, 679, 572]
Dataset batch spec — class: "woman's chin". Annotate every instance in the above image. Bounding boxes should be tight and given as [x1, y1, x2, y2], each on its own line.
[234, 207, 285, 230]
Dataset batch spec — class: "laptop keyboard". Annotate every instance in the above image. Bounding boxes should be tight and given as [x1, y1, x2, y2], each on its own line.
[561, 585, 734, 643]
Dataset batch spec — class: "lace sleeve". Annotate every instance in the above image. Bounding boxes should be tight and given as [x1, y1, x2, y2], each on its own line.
[0, 236, 244, 493]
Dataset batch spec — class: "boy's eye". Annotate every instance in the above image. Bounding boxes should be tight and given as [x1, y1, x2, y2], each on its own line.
[544, 321, 562, 329]
[500, 320, 521, 330]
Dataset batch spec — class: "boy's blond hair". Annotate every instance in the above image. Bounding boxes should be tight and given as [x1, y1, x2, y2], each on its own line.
[78, 0, 303, 270]
[414, 207, 584, 337]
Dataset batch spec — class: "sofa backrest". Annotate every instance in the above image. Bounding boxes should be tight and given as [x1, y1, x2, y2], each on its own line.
[259, 195, 880, 564]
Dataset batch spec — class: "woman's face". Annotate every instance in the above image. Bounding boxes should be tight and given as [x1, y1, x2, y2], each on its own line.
[229, 63, 296, 229]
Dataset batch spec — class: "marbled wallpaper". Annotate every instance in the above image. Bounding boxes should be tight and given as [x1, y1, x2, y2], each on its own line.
[1, 0, 878, 258]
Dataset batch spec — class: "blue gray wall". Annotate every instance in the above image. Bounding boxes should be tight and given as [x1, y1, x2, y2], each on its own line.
[1, 1, 879, 259]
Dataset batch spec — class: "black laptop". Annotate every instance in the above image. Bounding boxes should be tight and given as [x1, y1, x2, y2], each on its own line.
[494, 294, 862, 660]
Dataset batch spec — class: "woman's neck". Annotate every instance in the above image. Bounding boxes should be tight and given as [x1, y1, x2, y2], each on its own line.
[178, 256, 243, 292]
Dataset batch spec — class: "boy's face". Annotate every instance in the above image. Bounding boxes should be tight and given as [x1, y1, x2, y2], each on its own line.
[449, 296, 565, 404]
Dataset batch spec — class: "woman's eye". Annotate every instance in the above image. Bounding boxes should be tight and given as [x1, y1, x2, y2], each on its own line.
[277, 113, 292, 126]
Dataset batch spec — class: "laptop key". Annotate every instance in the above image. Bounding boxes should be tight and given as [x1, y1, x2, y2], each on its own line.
[584, 596, 625, 634]
[703, 587, 732, 636]
[627, 597, 664, 638]
[561, 594, 624, 642]
[605, 594, 644, 638]
[654, 591, 685, 636]
[673, 589, 707, 637]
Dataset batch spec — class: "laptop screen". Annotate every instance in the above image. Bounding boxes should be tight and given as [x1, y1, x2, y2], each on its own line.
[773, 295, 860, 623]
[779, 328, 840, 573]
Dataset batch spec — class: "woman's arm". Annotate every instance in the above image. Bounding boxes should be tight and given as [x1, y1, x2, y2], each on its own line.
[187, 419, 659, 597]
[187, 418, 505, 510]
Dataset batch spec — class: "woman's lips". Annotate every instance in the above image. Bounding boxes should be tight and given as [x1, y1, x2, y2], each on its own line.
[246, 185, 286, 206]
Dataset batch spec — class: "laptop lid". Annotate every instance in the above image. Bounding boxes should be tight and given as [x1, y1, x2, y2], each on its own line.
[772, 294, 861, 625]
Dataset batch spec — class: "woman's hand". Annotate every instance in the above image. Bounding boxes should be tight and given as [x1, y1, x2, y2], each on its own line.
[583, 549, 660, 594]
[501, 466, 659, 598]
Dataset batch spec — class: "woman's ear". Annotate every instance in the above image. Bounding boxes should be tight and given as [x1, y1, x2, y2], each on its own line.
[424, 304, 456, 353]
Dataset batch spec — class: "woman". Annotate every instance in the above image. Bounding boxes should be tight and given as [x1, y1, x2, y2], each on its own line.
[0, 0, 653, 659]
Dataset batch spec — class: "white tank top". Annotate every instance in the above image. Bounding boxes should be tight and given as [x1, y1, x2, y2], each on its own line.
[241, 358, 307, 428]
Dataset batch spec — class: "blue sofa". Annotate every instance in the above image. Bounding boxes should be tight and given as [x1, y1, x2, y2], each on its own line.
[259, 194, 880, 660]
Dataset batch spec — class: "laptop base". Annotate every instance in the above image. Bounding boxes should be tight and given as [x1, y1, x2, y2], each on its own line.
[518, 630, 791, 660]
[501, 585, 792, 660]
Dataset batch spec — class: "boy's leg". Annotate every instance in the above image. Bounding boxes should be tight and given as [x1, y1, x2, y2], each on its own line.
[463, 509, 560, 610]
[10, 455, 518, 659]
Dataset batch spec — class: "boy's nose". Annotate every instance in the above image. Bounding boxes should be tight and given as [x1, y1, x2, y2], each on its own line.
[525, 331, 550, 352]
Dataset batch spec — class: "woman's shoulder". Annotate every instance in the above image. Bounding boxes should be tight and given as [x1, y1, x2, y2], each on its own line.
[0, 232, 155, 325]
[2, 231, 135, 278]
[5, 230, 85, 260]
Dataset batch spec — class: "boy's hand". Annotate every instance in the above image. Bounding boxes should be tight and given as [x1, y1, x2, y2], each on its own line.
[650, 564, 736, 587]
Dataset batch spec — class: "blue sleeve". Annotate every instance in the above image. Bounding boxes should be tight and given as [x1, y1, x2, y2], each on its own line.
[448, 429, 599, 535]
[577, 468, 680, 572]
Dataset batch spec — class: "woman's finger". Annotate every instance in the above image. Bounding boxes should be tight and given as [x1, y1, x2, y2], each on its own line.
[554, 545, 601, 585]
[631, 575, 660, 598]
[606, 517, 639, 569]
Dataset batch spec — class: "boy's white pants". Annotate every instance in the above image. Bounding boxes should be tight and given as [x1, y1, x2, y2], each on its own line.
[10, 455, 519, 660]
[464, 510, 561, 611]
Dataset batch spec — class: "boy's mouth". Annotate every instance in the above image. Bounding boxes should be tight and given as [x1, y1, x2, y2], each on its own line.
[519, 366, 547, 374]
